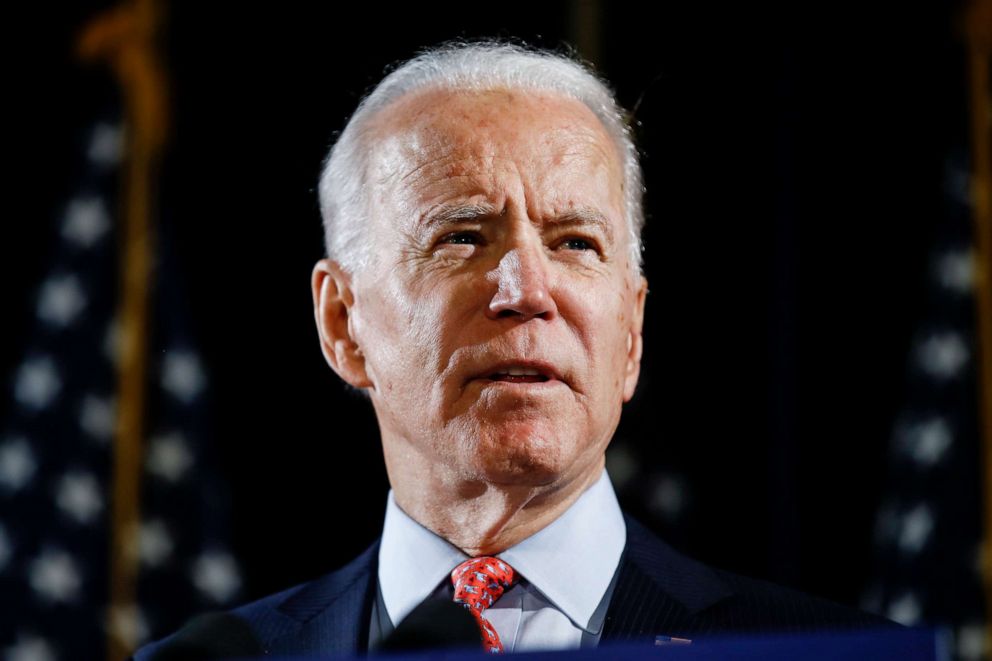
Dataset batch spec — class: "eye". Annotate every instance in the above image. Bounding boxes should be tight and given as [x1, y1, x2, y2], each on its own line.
[557, 237, 597, 252]
[439, 231, 482, 246]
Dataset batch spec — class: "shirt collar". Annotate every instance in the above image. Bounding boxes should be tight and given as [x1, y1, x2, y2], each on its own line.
[377, 491, 467, 627]
[377, 469, 626, 633]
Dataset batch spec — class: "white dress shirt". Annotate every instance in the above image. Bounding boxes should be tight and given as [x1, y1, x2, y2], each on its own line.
[377, 469, 626, 652]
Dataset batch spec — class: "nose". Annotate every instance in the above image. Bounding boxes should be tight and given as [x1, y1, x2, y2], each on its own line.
[486, 244, 558, 321]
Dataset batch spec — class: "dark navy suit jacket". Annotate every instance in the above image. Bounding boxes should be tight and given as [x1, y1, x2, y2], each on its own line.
[135, 516, 890, 657]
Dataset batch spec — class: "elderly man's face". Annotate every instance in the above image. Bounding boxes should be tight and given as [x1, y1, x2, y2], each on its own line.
[333, 89, 646, 489]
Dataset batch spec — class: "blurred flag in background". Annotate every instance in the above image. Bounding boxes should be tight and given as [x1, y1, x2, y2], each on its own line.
[864, 3, 992, 660]
[0, 3, 240, 660]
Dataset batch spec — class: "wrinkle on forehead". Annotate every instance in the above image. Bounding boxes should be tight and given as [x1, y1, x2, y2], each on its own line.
[366, 88, 623, 192]
[359, 90, 626, 250]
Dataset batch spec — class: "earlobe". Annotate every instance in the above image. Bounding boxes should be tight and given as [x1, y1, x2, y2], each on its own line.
[622, 276, 648, 402]
[312, 259, 373, 389]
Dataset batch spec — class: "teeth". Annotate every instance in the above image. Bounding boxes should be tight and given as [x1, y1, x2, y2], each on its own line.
[496, 367, 541, 376]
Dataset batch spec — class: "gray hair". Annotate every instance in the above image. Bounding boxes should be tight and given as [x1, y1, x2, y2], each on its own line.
[317, 41, 645, 275]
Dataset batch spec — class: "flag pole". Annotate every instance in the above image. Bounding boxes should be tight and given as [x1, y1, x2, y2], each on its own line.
[77, 1, 168, 659]
[569, 0, 602, 68]
[964, 0, 992, 649]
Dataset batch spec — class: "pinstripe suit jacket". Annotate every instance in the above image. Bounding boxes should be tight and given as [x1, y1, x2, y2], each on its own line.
[135, 515, 890, 657]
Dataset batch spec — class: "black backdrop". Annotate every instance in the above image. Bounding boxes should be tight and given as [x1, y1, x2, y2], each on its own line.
[4, 0, 962, 616]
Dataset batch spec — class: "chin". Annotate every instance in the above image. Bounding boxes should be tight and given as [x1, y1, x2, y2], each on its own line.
[471, 422, 571, 487]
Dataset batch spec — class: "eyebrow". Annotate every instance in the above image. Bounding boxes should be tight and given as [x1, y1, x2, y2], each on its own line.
[420, 203, 616, 247]
[552, 208, 613, 235]
[421, 203, 501, 228]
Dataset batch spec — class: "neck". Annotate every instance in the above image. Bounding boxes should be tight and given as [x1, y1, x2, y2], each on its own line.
[386, 449, 605, 556]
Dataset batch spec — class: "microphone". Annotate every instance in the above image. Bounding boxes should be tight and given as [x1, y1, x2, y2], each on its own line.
[378, 598, 482, 652]
[147, 612, 264, 661]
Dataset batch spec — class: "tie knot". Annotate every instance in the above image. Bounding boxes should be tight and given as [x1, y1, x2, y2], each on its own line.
[451, 557, 516, 614]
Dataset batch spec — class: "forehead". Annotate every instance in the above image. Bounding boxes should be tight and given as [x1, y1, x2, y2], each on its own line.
[364, 88, 624, 217]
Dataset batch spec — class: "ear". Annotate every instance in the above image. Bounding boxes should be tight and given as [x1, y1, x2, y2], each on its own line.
[622, 275, 648, 402]
[312, 259, 372, 389]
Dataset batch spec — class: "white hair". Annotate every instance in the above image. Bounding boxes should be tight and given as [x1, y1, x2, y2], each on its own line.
[317, 40, 645, 275]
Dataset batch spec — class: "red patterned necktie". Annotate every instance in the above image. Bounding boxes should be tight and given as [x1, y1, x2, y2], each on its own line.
[451, 557, 516, 653]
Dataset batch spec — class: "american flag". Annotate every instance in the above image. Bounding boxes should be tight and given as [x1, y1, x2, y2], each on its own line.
[862, 143, 987, 657]
[0, 89, 242, 660]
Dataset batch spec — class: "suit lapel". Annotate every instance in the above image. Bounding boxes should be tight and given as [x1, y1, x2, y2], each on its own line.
[259, 518, 732, 650]
[266, 541, 379, 655]
[601, 517, 734, 641]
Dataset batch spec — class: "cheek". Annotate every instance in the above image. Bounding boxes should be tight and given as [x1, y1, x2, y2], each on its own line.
[358, 282, 432, 388]
[570, 289, 634, 391]
[362, 274, 481, 387]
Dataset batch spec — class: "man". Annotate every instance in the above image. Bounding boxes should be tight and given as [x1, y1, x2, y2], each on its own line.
[137, 41, 886, 658]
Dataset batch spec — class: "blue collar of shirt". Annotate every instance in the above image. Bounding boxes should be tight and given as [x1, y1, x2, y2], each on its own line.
[377, 469, 626, 634]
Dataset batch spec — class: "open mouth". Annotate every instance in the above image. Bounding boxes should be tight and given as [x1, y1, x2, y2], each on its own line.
[487, 367, 552, 384]
[475, 362, 561, 386]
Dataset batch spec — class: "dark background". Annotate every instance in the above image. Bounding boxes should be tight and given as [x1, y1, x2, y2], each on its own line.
[3, 0, 964, 614]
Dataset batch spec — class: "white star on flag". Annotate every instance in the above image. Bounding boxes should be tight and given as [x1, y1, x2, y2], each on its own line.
[137, 519, 174, 568]
[55, 471, 104, 525]
[605, 443, 638, 490]
[191, 550, 241, 603]
[956, 623, 988, 661]
[145, 432, 194, 483]
[898, 417, 953, 467]
[897, 504, 934, 555]
[4, 634, 58, 661]
[916, 331, 969, 380]
[36, 274, 88, 328]
[78, 394, 116, 443]
[87, 122, 124, 167]
[647, 472, 687, 521]
[14, 356, 62, 411]
[887, 592, 922, 626]
[28, 549, 82, 604]
[161, 350, 207, 404]
[0, 437, 38, 492]
[934, 250, 974, 294]
[61, 197, 111, 249]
